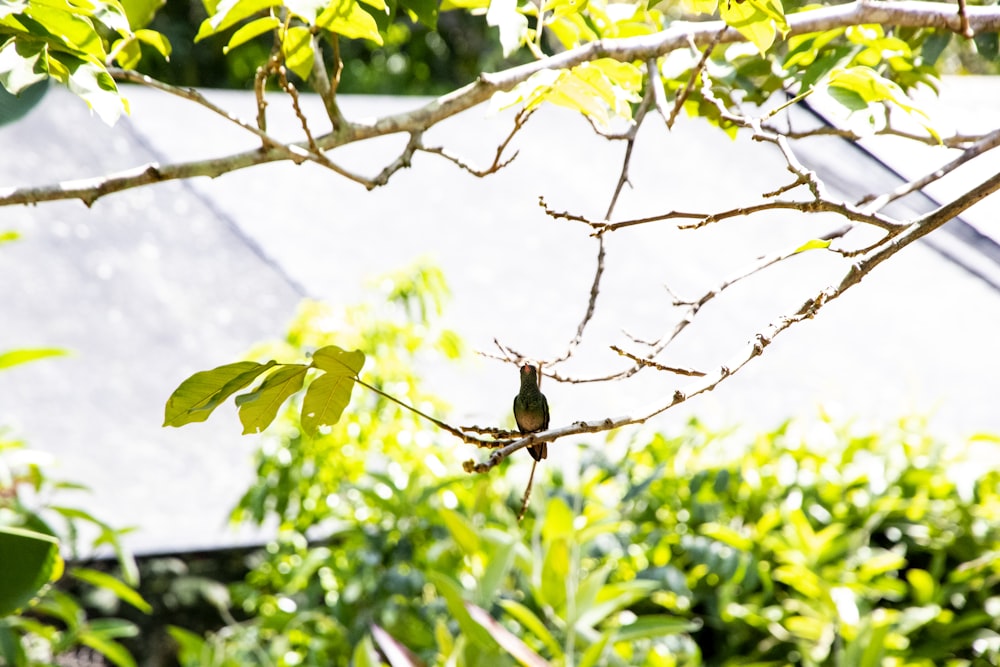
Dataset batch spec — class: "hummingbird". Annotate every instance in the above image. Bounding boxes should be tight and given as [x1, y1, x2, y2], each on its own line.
[513, 364, 549, 461]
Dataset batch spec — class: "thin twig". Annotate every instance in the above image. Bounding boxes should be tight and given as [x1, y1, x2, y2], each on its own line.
[666, 28, 724, 129]
[467, 171, 1000, 471]
[859, 127, 1000, 212]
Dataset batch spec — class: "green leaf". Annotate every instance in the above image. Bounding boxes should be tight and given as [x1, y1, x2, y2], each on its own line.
[235, 364, 308, 434]
[300, 371, 358, 434]
[0, 526, 61, 617]
[427, 572, 497, 649]
[0, 39, 49, 95]
[793, 238, 832, 254]
[78, 631, 136, 667]
[573, 579, 659, 631]
[121, 0, 166, 29]
[0, 347, 67, 370]
[681, 0, 716, 14]
[498, 599, 561, 657]
[351, 635, 381, 667]
[311, 344, 366, 376]
[399, 0, 436, 28]
[316, 0, 383, 45]
[440, 508, 481, 554]
[23, 3, 105, 58]
[70, 568, 151, 614]
[614, 614, 702, 642]
[163, 360, 277, 427]
[465, 602, 548, 667]
[135, 29, 171, 59]
[224, 15, 279, 53]
[112, 37, 142, 69]
[51, 53, 126, 126]
[281, 25, 314, 80]
[476, 533, 516, 606]
[195, 0, 283, 42]
[719, 0, 787, 55]
[578, 631, 612, 667]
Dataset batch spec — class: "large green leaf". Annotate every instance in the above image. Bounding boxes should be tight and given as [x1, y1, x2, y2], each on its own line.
[195, 0, 283, 42]
[719, 0, 787, 55]
[235, 364, 308, 434]
[70, 568, 151, 614]
[0, 526, 61, 617]
[119, 0, 164, 29]
[311, 344, 365, 376]
[316, 0, 383, 45]
[300, 371, 358, 435]
[163, 360, 277, 427]
[281, 24, 314, 80]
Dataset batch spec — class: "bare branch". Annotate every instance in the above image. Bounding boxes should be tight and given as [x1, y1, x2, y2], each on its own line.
[466, 172, 1000, 471]
[665, 29, 725, 130]
[4, 1, 998, 209]
[859, 127, 1000, 212]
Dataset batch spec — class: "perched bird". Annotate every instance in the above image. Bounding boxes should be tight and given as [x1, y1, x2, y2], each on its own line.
[513, 363, 549, 461]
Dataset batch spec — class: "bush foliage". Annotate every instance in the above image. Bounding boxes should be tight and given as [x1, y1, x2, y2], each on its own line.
[166, 264, 1000, 667]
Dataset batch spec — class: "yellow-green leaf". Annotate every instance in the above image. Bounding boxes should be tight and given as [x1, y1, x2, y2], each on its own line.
[224, 16, 278, 52]
[135, 29, 171, 59]
[682, 0, 717, 15]
[720, 0, 787, 55]
[195, 0, 282, 42]
[316, 0, 383, 45]
[311, 345, 366, 376]
[300, 371, 358, 434]
[163, 360, 277, 427]
[794, 238, 832, 254]
[236, 364, 309, 434]
[71, 568, 151, 614]
[281, 25, 314, 80]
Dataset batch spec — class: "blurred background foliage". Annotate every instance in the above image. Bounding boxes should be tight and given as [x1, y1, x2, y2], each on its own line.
[133, 0, 999, 97]
[138, 0, 530, 94]
[2, 258, 999, 665]
[129, 263, 1000, 665]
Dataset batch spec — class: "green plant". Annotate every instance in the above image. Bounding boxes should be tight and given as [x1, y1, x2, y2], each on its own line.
[165, 263, 1000, 666]
[0, 336, 149, 666]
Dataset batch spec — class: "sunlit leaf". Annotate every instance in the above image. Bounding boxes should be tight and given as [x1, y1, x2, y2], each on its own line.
[720, 0, 787, 55]
[135, 28, 171, 59]
[316, 0, 383, 45]
[163, 360, 277, 427]
[300, 370, 358, 434]
[70, 569, 151, 614]
[498, 599, 562, 657]
[793, 238, 832, 254]
[224, 15, 278, 52]
[195, 0, 282, 42]
[465, 602, 549, 667]
[281, 25, 314, 80]
[236, 364, 309, 434]
[311, 344, 366, 376]
[0, 347, 67, 370]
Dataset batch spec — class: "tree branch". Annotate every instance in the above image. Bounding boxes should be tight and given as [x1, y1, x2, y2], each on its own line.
[4, 1, 998, 208]
[466, 170, 1000, 471]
